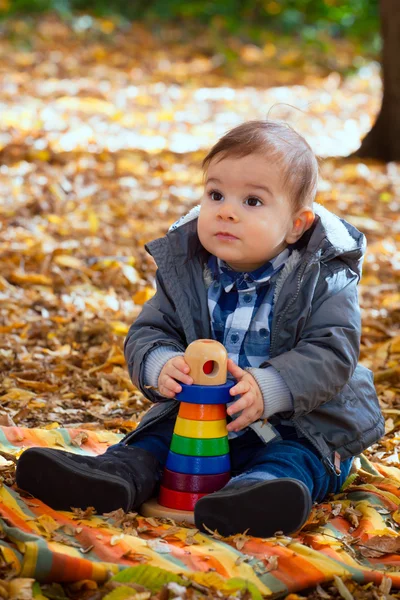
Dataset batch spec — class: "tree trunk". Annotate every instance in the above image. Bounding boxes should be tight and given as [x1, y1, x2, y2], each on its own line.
[354, 0, 400, 161]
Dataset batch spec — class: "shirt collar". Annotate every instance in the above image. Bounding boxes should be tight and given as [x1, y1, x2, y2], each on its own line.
[208, 246, 292, 293]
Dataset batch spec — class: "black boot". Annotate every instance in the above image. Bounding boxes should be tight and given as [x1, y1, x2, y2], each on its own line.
[194, 477, 312, 538]
[15, 445, 161, 514]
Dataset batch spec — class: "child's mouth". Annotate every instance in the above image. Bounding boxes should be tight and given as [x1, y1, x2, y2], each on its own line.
[216, 232, 239, 241]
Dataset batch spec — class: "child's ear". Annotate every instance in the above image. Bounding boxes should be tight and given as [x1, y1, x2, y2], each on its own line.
[285, 208, 315, 244]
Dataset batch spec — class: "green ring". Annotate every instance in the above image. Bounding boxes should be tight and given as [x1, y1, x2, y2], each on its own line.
[171, 433, 229, 457]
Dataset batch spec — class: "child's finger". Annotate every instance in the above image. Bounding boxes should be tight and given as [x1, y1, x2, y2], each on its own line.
[227, 393, 253, 416]
[229, 379, 250, 397]
[172, 356, 191, 374]
[159, 375, 182, 396]
[227, 408, 257, 432]
[166, 364, 193, 385]
[227, 359, 246, 379]
[159, 385, 176, 398]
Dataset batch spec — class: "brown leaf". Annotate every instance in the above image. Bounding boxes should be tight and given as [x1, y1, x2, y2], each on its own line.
[71, 506, 96, 519]
[265, 555, 279, 572]
[358, 535, 400, 557]
[160, 526, 182, 538]
[70, 431, 89, 447]
[15, 378, 58, 392]
[184, 529, 200, 545]
[232, 530, 250, 550]
[0, 414, 16, 427]
[200, 523, 223, 539]
[343, 506, 362, 529]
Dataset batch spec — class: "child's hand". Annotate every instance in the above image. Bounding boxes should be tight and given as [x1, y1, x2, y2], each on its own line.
[226, 359, 264, 432]
[158, 356, 193, 398]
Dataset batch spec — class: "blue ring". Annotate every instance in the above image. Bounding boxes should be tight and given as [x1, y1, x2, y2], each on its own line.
[176, 381, 234, 405]
[166, 450, 231, 475]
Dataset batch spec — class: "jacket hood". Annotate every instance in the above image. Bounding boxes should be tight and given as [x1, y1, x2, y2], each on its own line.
[167, 201, 366, 280]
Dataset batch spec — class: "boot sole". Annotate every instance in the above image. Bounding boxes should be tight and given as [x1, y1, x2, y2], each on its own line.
[194, 478, 312, 538]
[16, 448, 133, 514]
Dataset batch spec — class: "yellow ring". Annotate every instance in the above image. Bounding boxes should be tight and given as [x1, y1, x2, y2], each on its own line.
[174, 416, 227, 439]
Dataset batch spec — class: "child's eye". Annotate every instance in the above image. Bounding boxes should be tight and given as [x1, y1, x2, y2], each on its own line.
[245, 196, 262, 207]
[208, 190, 224, 202]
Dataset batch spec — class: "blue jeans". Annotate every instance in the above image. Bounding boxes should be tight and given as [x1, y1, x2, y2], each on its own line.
[123, 417, 352, 504]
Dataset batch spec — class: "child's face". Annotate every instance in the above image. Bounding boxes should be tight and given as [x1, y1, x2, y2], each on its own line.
[198, 153, 301, 271]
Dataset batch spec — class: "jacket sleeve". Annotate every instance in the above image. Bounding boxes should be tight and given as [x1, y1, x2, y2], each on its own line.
[124, 269, 187, 403]
[265, 263, 361, 417]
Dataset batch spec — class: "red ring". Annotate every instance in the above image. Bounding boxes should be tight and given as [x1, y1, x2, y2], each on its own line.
[162, 468, 230, 493]
[159, 486, 207, 511]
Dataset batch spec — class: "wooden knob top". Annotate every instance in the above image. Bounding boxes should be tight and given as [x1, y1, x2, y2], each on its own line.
[184, 339, 227, 386]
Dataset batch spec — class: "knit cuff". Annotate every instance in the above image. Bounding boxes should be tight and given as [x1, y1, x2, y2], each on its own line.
[246, 366, 293, 419]
[143, 346, 185, 389]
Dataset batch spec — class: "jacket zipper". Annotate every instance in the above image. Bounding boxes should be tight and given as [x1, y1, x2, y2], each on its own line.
[270, 258, 310, 357]
[269, 255, 339, 477]
[292, 419, 338, 476]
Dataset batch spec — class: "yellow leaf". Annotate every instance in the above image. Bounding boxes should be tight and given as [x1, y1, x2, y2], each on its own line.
[37, 514, 61, 534]
[9, 271, 53, 286]
[392, 510, 400, 525]
[0, 322, 26, 333]
[29, 149, 51, 162]
[53, 255, 85, 269]
[0, 388, 36, 402]
[382, 293, 400, 308]
[108, 354, 126, 366]
[93, 46, 107, 61]
[380, 192, 392, 203]
[360, 275, 381, 286]
[158, 110, 174, 122]
[28, 400, 46, 409]
[190, 572, 227, 589]
[88, 210, 99, 234]
[390, 336, 400, 354]
[16, 378, 57, 392]
[133, 287, 156, 305]
[110, 321, 130, 336]
[263, 42, 277, 58]
[99, 19, 115, 34]
[48, 214, 62, 224]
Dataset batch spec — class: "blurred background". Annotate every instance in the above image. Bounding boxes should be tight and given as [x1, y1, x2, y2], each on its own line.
[0, 2, 399, 595]
[0, 0, 398, 453]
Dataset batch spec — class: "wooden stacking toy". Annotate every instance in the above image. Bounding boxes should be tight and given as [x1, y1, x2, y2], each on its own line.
[140, 339, 234, 523]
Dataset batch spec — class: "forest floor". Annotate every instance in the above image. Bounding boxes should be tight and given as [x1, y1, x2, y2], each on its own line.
[0, 12, 399, 600]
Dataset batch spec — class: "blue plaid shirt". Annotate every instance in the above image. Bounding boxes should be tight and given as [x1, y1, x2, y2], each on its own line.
[207, 248, 291, 438]
[207, 248, 291, 369]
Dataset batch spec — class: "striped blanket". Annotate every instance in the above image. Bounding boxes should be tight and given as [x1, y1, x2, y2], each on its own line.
[0, 426, 400, 595]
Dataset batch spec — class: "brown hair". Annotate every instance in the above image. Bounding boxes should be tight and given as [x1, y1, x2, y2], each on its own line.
[202, 120, 319, 211]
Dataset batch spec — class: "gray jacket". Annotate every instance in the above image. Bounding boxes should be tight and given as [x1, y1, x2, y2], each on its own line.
[122, 203, 384, 475]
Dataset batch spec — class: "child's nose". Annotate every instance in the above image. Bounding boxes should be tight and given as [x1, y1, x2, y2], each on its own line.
[217, 203, 239, 222]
